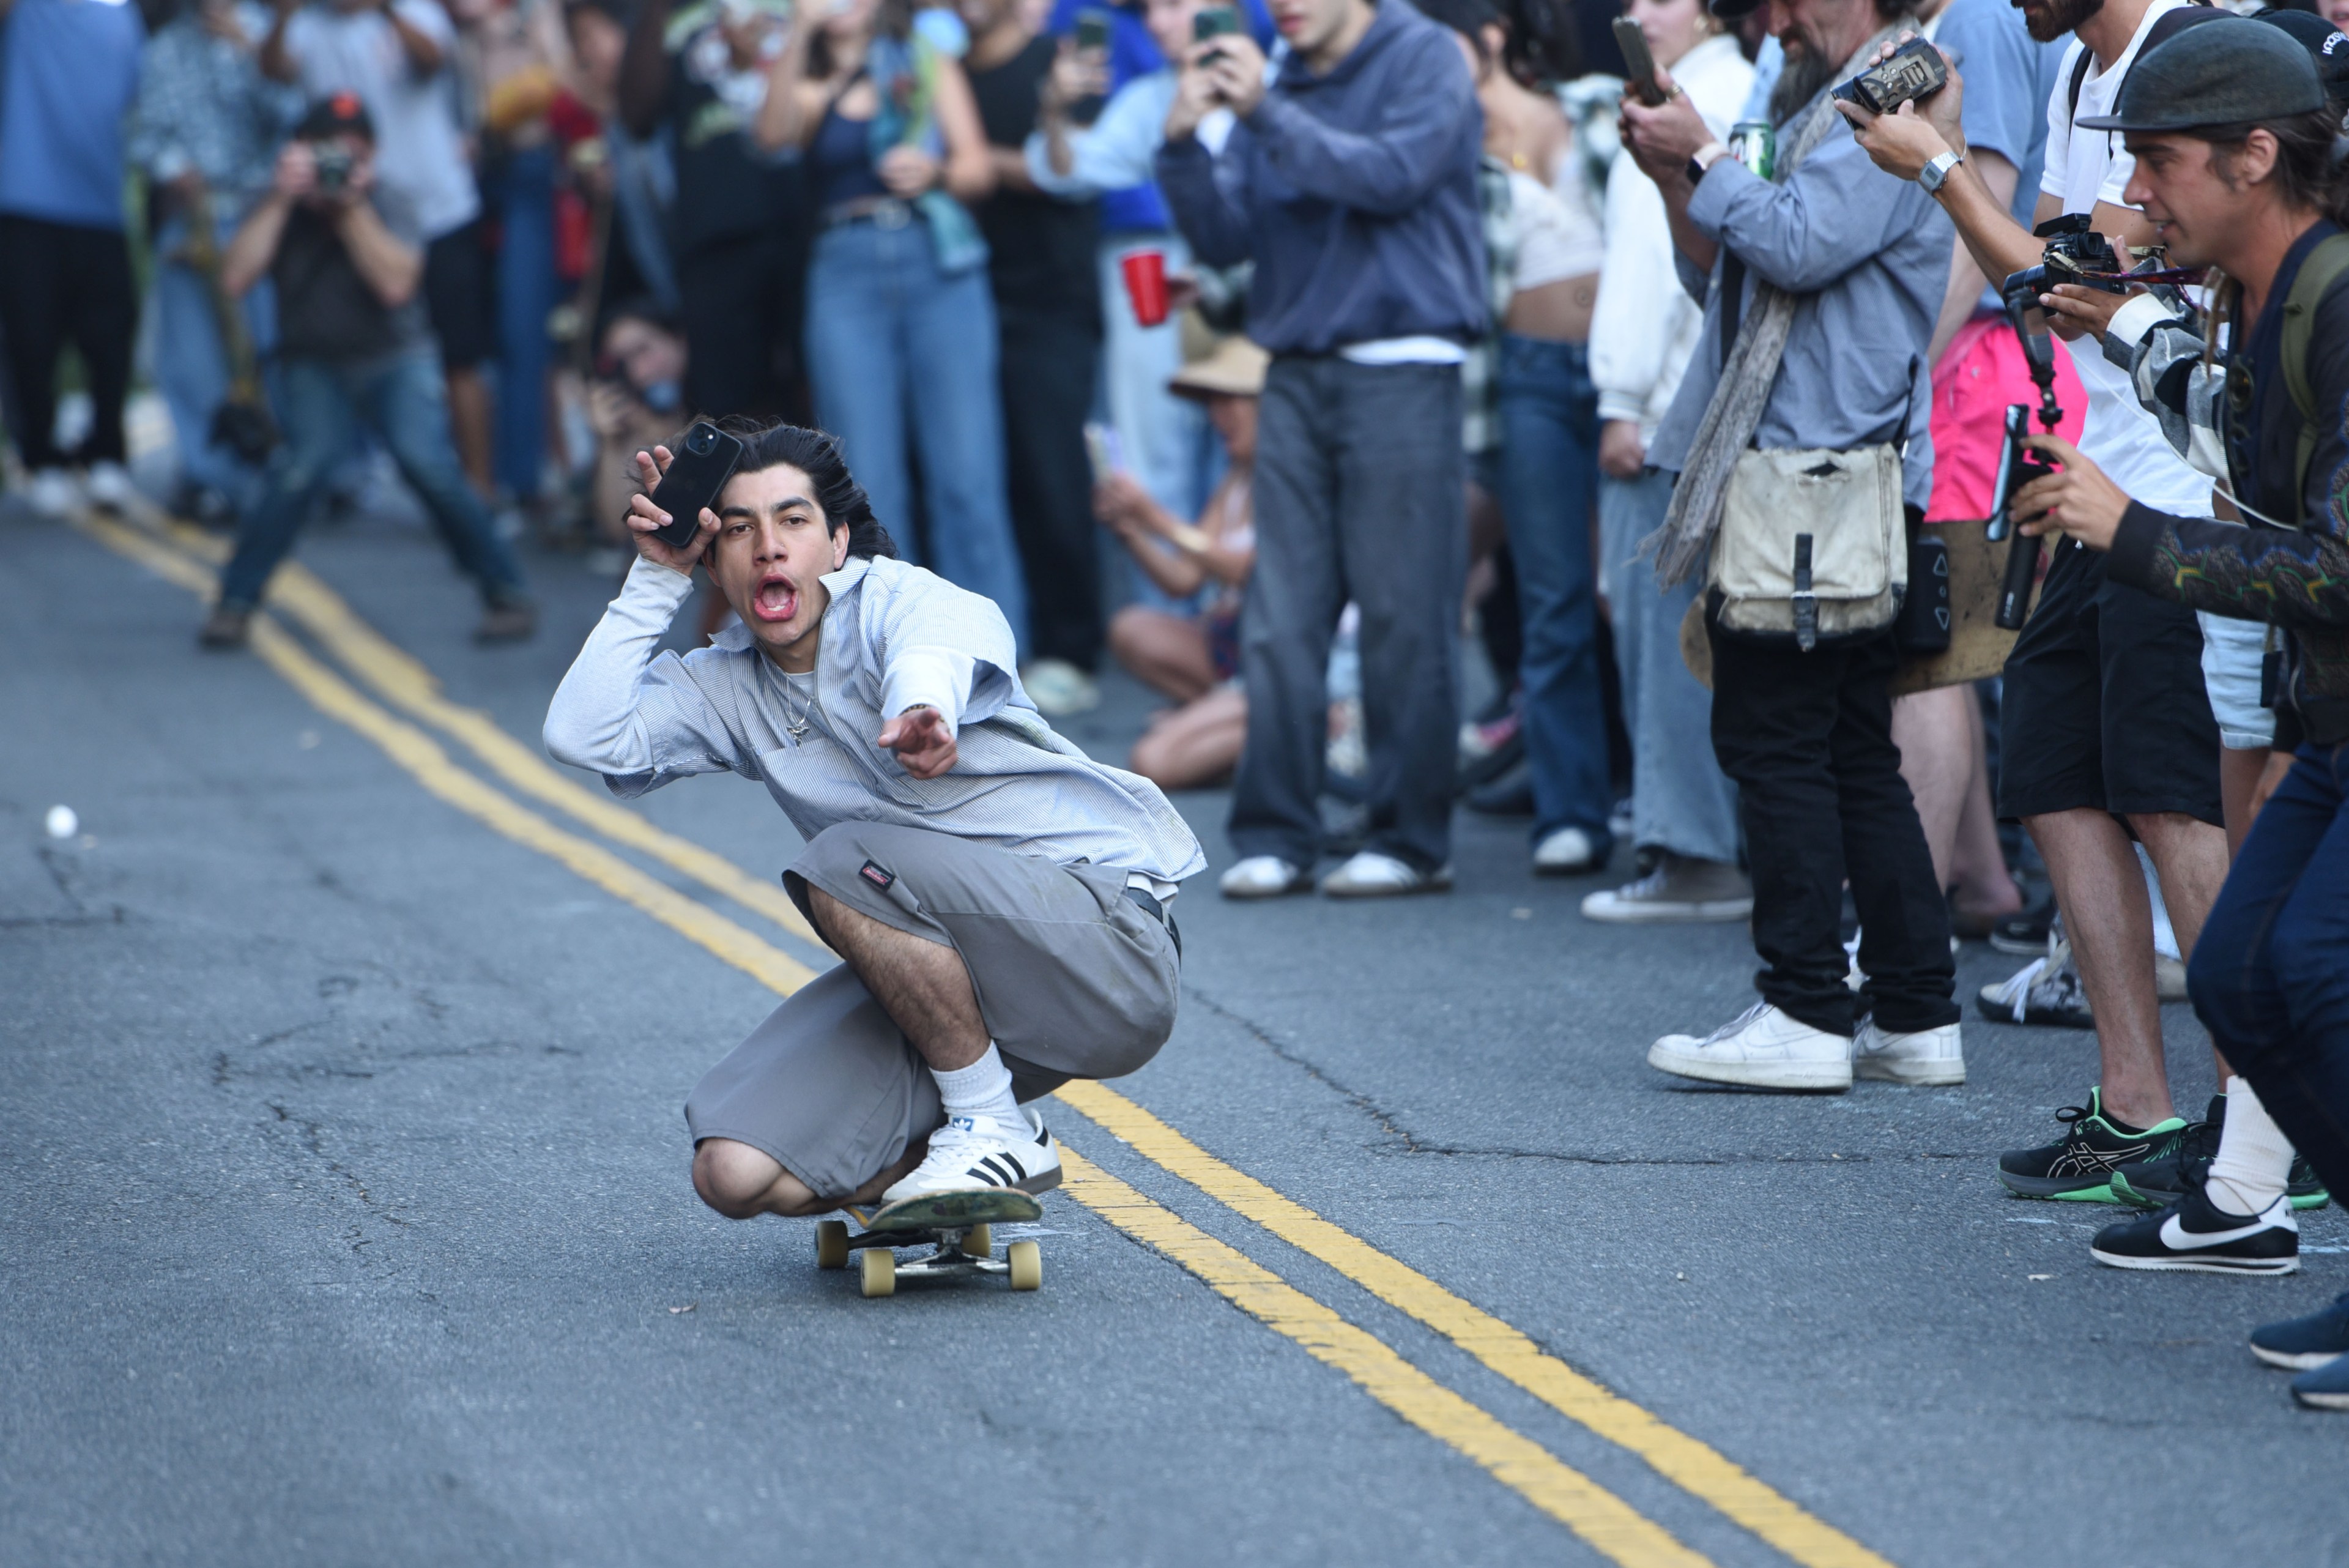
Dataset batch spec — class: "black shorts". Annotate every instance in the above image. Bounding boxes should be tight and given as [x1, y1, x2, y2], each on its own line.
[1998, 538, 2222, 825]
[422, 219, 494, 371]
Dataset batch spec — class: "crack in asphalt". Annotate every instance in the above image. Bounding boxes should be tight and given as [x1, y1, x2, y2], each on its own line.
[264, 1100, 412, 1235]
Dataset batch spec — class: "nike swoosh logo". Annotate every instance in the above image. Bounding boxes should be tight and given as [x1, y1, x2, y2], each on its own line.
[2159, 1210, 2283, 1249]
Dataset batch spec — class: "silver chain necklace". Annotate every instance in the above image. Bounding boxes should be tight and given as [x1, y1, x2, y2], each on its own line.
[771, 661, 814, 741]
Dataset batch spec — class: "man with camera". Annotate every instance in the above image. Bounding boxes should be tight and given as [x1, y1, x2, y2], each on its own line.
[1616, 0, 1962, 1090]
[1155, 0, 1486, 898]
[1841, 0, 2241, 1206]
[202, 94, 533, 648]
[1967, 22, 2349, 1373]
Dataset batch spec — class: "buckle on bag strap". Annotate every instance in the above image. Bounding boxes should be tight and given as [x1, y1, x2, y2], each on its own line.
[1792, 533, 1818, 652]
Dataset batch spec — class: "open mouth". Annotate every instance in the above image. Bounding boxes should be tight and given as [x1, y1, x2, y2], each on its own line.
[751, 574, 800, 625]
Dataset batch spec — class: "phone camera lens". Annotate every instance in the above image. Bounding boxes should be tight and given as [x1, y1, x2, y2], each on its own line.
[688, 426, 716, 455]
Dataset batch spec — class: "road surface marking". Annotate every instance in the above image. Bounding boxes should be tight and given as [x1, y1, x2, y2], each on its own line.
[82, 512, 1710, 1567]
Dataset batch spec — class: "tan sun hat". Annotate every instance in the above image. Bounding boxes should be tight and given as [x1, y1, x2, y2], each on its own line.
[1168, 333, 1269, 401]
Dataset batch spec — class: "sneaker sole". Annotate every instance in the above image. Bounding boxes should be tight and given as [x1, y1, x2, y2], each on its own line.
[2090, 1244, 2300, 1275]
[1998, 1172, 2122, 1202]
[2291, 1387, 2349, 1410]
[1972, 997, 2095, 1029]
[1989, 932, 2054, 957]
[2111, 1174, 2332, 1213]
[1854, 1058, 1965, 1087]
[2252, 1345, 2346, 1371]
[1646, 1043, 1851, 1091]
[1323, 877, 1452, 899]
[1582, 899, 1754, 925]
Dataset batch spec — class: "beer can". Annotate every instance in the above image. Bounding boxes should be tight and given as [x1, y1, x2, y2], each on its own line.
[1727, 121, 1775, 182]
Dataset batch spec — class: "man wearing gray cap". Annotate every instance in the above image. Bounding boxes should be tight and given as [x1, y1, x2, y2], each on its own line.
[1984, 17, 2349, 1403]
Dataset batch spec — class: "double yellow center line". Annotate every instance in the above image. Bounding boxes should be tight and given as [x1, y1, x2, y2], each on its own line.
[83, 512, 1894, 1568]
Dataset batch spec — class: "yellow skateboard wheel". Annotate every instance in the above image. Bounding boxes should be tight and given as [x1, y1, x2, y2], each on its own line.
[860, 1247, 896, 1298]
[1006, 1239, 1041, 1291]
[960, 1224, 992, 1258]
[815, 1220, 850, 1270]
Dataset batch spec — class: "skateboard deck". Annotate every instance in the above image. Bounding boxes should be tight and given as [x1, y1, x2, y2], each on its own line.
[817, 1188, 1045, 1298]
[1677, 519, 2044, 694]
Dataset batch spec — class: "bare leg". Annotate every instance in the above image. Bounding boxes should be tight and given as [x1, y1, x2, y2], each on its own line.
[1893, 685, 1970, 892]
[1130, 686, 1247, 790]
[1109, 606, 1217, 704]
[802, 886, 989, 1072]
[2130, 807, 2231, 1084]
[1948, 694, 2021, 917]
[692, 1135, 925, 1219]
[2026, 808, 2172, 1128]
[445, 365, 494, 499]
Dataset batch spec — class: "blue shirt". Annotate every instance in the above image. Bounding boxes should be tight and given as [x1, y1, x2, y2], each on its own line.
[0, 0, 146, 229]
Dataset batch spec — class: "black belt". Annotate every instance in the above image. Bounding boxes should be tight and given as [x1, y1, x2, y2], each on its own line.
[821, 195, 915, 231]
[1123, 885, 1181, 961]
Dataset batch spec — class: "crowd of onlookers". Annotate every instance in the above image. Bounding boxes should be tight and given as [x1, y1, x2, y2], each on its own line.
[7, 0, 2349, 1406]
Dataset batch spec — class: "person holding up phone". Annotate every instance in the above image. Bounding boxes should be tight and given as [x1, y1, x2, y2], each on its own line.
[543, 420, 1204, 1221]
[201, 95, 533, 650]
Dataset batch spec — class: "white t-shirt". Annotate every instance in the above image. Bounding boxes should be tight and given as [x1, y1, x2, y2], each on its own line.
[284, 1, 479, 240]
[2039, 0, 2212, 515]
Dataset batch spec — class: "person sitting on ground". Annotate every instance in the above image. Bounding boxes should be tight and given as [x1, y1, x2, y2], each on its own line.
[202, 93, 535, 648]
[1096, 332, 1263, 790]
[543, 420, 1204, 1217]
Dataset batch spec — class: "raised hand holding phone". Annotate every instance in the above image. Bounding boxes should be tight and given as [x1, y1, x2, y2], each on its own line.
[623, 447, 720, 576]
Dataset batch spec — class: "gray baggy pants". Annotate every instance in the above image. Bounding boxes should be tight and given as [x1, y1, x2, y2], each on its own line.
[1229, 357, 1466, 873]
[683, 822, 1180, 1199]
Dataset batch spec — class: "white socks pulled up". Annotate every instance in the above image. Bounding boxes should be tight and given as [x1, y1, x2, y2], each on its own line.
[932, 1042, 1024, 1131]
[2206, 1074, 2296, 1218]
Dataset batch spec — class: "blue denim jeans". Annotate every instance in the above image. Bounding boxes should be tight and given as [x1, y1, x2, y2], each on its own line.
[1598, 467, 1742, 864]
[152, 209, 280, 507]
[218, 345, 527, 611]
[804, 218, 1029, 650]
[492, 145, 557, 502]
[2189, 740, 2349, 1202]
[1496, 334, 1611, 852]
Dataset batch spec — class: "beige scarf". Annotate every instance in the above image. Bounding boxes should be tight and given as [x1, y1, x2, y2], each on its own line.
[1649, 26, 1908, 589]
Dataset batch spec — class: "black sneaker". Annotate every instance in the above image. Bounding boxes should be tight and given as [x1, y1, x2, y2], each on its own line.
[1998, 1088, 2188, 1202]
[2251, 1291, 2349, 1370]
[2090, 1183, 2300, 1275]
[2110, 1094, 2332, 1212]
[1989, 894, 2057, 956]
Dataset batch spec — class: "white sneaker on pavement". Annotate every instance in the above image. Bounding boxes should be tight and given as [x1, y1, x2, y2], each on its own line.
[84, 461, 136, 513]
[881, 1113, 1062, 1203]
[1532, 827, 1601, 875]
[1852, 1016, 1965, 1085]
[1220, 855, 1310, 899]
[23, 467, 80, 518]
[1321, 851, 1452, 899]
[1647, 1000, 1853, 1091]
[1020, 658, 1099, 718]
[1581, 855, 1752, 923]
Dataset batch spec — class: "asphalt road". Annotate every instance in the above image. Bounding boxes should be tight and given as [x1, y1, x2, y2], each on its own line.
[6, 500, 2344, 1568]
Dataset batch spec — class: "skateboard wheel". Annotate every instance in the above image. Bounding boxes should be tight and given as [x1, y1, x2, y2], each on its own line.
[860, 1247, 896, 1298]
[1006, 1239, 1041, 1291]
[960, 1224, 992, 1258]
[815, 1220, 850, 1271]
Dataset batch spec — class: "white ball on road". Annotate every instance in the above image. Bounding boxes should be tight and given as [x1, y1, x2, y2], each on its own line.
[44, 805, 77, 840]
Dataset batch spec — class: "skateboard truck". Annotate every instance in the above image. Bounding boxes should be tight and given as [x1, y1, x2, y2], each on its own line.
[816, 1189, 1045, 1298]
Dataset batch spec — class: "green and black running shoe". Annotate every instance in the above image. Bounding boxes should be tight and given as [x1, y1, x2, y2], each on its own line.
[2110, 1093, 2332, 1211]
[1998, 1088, 2187, 1202]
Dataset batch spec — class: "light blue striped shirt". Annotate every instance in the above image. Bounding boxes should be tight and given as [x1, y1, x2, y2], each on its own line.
[544, 556, 1207, 886]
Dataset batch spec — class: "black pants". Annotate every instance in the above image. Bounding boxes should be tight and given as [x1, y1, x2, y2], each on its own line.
[678, 229, 805, 423]
[997, 303, 1102, 671]
[0, 215, 135, 468]
[1231, 357, 1465, 873]
[1709, 620, 1956, 1035]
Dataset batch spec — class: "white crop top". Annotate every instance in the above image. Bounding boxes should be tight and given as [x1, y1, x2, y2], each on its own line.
[1509, 158, 1605, 292]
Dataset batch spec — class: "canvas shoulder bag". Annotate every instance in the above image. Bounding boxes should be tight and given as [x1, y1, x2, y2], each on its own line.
[1707, 442, 1907, 650]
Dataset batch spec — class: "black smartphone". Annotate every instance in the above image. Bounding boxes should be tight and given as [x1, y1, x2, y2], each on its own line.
[1612, 17, 1666, 106]
[648, 420, 744, 552]
[1074, 6, 1110, 50]
[1193, 4, 1240, 58]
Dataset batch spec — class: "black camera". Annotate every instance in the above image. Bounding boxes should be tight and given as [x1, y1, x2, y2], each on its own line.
[1830, 37, 1948, 114]
[2005, 212, 2131, 297]
[311, 140, 355, 195]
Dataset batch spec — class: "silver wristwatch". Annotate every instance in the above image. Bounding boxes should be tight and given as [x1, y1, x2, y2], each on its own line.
[1918, 150, 1964, 195]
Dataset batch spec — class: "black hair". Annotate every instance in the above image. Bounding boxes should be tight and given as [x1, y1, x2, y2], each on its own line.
[1493, 0, 1580, 86]
[808, 0, 915, 81]
[706, 417, 899, 560]
[1417, 0, 1502, 71]
[601, 295, 683, 340]
[563, 0, 630, 29]
[2200, 107, 2349, 228]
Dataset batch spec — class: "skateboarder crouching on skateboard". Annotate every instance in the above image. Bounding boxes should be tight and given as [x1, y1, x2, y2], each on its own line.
[544, 420, 1205, 1219]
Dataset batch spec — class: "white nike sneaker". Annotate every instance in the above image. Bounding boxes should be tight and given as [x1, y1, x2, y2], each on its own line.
[1220, 855, 1310, 899]
[1852, 1016, 1965, 1086]
[1321, 851, 1452, 898]
[882, 1113, 1063, 1203]
[84, 461, 136, 513]
[1647, 1000, 1853, 1091]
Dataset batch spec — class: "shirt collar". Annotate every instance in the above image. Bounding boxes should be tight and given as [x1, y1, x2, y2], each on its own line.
[710, 554, 874, 656]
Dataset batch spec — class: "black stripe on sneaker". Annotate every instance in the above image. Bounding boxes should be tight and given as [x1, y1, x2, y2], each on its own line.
[973, 1157, 1012, 1186]
[1000, 1151, 1027, 1181]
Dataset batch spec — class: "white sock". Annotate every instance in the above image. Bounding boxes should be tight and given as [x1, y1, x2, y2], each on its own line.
[2206, 1075, 2295, 1217]
[2137, 844, 2181, 962]
[932, 1044, 1023, 1132]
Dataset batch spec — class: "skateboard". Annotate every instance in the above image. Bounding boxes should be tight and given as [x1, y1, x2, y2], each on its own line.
[815, 1188, 1045, 1298]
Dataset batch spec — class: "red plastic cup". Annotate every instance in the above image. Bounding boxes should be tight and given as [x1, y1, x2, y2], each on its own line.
[1121, 248, 1170, 328]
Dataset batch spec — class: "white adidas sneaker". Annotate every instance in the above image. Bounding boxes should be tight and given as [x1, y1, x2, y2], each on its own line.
[882, 1113, 1063, 1203]
[1852, 1016, 1965, 1086]
[1647, 1001, 1853, 1091]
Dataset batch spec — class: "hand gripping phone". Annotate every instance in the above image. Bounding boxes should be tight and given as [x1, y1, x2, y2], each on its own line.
[1613, 17, 1666, 106]
[648, 420, 744, 551]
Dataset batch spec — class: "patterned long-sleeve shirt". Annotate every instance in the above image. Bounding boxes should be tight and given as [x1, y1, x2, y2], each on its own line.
[2102, 223, 2349, 746]
[126, 6, 300, 201]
